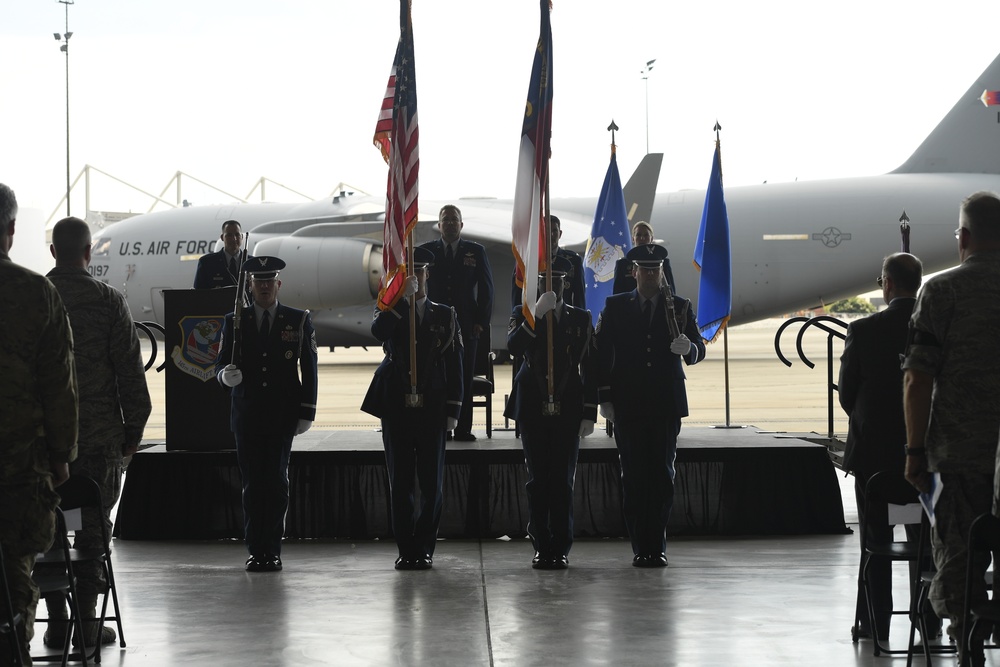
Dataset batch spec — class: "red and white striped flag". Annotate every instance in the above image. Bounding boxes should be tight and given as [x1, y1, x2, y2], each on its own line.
[511, 0, 554, 328]
[373, 0, 419, 311]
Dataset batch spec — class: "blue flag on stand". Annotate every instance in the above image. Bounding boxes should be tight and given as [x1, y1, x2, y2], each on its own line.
[693, 140, 732, 342]
[584, 151, 632, 326]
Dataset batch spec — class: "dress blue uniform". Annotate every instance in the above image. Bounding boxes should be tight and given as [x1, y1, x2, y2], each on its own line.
[193, 249, 255, 289]
[361, 265, 464, 566]
[511, 248, 587, 310]
[596, 245, 705, 563]
[505, 288, 597, 566]
[419, 237, 493, 438]
[216, 258, 318, 566]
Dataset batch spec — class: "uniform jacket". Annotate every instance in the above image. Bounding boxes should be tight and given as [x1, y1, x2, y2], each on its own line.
[510, 248, 587, 311]
[193, 250, 255, 290]
[47, 267, 151, 457]
[504, 304, 598, 424]
[838, 298, 915, 477]
[216, 303, 318, 436]
[419, 239, 494, 337]
[0, 254, 78, 482]
[360, 298, 464, 420]
[595, 289, 705, 420]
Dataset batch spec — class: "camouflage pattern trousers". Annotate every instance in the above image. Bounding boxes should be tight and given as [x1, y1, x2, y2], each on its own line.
[929, 471, 998, 639]
[69, 452, 124, 594]
[0, 479, 59, 664]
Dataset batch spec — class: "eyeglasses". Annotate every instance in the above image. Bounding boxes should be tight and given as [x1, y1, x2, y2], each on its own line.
[876, 275, 884, 287]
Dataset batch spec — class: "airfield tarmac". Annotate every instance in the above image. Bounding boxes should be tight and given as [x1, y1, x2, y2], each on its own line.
[140, 316, 851, 439]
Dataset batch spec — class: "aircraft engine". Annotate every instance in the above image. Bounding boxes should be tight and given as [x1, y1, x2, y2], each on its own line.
[252, 235, 382, 309]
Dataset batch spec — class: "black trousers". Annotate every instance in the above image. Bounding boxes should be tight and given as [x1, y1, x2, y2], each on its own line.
[456, 334, 477, 435]
[235, 429, 293, 558]
[381, 408, 447, 559]
[520, 416, 581, 558]
[613, 415, 679, 557]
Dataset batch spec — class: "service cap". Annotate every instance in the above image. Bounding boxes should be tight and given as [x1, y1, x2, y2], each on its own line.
[242, 255, 286, 280]
[409, 246, 435, 269]
[538, 253, 572, 282]
[626, 243, 669, 269]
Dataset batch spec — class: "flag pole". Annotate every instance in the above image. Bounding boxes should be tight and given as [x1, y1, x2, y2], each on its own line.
[407, 234, 418, 404]
[715, 122, 732, 428]
[544, 180, 555, 412]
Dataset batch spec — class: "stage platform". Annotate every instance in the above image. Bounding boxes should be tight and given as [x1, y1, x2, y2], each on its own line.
[114, 426, 848, 541]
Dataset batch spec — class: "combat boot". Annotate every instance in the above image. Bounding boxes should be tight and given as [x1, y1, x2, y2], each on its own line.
[41, 591, 70, 649]
[72, 593, 116, 648]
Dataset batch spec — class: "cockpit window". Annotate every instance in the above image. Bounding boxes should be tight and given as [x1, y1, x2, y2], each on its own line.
[92, 237, 111, 257]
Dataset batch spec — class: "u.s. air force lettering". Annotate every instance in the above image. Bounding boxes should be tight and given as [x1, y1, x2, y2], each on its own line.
[118, 238, 217, 256]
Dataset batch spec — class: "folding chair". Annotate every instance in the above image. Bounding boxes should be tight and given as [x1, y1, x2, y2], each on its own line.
[961, 513, 1000, 667]
[1, 540, 24, 667]
[32, 507, 86, 667]
[35, 476, 125, 664]
[855, 471, 922, 656]
[906, 512, 955, 666]
[470, 327, 495, 438]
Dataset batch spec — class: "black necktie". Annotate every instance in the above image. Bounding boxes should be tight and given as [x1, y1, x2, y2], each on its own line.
[229, 256, 238, 277]
[260, 310, 270, 341]
[445, 244, 454, 262]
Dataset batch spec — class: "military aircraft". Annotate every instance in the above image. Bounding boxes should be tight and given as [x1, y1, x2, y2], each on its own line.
[89, 51, 1000, 351]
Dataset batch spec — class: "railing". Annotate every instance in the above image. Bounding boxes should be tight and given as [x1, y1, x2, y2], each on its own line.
[774, 315, 848, 460]
[135, 321, 166, 373]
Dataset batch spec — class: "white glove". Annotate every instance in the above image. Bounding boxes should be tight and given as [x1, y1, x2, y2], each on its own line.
[578, 419, 595, 438]
[599, 402, 615, 423]
[670, 334, 692, 356]
[403, 275, 418, 297]
[446, 417, 459, 432]
[220, 364, 243, 387]
[534, 291, 557, 318]
[295, 419, 312, 435]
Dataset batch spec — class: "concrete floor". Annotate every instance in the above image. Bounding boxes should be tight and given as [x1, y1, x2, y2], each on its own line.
[29, 529, 979, 667]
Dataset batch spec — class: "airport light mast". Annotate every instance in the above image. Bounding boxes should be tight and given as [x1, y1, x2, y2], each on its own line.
[54, 0, 74, 217]
[640, 59, 655, 154]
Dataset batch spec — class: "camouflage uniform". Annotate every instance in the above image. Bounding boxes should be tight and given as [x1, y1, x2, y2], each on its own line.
[0, 252, 78, 663]
[903, 250, 1000, 633]
[46, 267, 151, 594]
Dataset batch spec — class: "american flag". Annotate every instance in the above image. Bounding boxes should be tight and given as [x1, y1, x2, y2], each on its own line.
[373, 0, 419, 311]
[511, 0, 553, 328]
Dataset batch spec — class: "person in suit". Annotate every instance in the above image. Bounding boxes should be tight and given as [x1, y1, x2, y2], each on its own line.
[419, 204, 494, 441]
[193, 219, 253, 290]
[596, 243, 705, 567]
[361, 246, 464, 570]
[838, 252, 935, 642]
[217, 256, 318, 573]
[505, 269, 597, 569]
[510, 216, 587, 310]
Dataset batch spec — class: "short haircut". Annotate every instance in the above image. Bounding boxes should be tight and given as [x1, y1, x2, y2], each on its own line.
[882, 252, 922, 293]
[439, 204, 462, 221]
[221, 219, 242, 232]
[960, 191, 1000, 243]
[51, 217, 91, 262]
[0, 183, 17, 233]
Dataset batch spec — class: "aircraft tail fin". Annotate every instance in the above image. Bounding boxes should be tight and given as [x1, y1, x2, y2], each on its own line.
[622, 153, 663, 223]
[892, 52, 1000, 175]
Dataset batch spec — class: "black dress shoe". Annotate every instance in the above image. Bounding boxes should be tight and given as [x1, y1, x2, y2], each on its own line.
[652, 553, 668, 567]
[531, 552, 543, 566]
[554, 555, 569, 569]
[264, 555, 283, 571]
[414, 557, 433, 570]
[245, 555, 266, 572]
[395, 557, 414, 570]
[453, 432, 477, 442]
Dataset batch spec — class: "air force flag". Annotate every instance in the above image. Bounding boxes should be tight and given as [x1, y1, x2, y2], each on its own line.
[584, 152, 631, 326]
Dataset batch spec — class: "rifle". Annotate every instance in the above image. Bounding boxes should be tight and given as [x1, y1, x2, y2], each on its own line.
[230, 234, 250, 366]
[661, 275, 681, 340]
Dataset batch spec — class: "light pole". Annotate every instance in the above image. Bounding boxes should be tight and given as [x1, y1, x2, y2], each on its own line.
[54, 0, 74, 217]
[640, 59, 655, 154]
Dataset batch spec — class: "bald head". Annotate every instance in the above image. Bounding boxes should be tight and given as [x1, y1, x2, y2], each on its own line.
[882, 252, 922, 298]
[51, 217, 92, 266]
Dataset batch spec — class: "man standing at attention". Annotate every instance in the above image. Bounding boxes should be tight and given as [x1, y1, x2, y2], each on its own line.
[0, 183, 78, 663]
[903, 191, 1000, 666]
[217, 256, 318, 572]
[42, 216, 152, 649]
[193, 219, 253, 290]
[420, 204, 494, 441]
[361, 247, 463, 570]
[839, 252, 936, 643]
[596, 243, 704, 567]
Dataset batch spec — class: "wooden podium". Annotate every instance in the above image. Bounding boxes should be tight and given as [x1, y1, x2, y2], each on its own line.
[163, 287, 238, 451]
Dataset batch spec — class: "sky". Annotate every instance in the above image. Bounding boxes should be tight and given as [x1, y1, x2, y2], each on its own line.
[2, 0, 999, 274]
